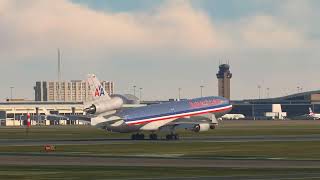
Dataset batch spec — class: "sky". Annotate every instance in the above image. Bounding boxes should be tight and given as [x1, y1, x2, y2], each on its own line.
[0, 0, 320, 101]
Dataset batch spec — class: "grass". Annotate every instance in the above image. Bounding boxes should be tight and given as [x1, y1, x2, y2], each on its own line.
[0, 166, 319, 180]
[1, 120, 320, 140]
[0, 126, 110, 139]
[1, 141, 320, 160]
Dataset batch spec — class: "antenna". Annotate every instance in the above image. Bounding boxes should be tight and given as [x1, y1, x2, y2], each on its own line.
[57, 48, 62, 101]
[58, 48, 61, 82]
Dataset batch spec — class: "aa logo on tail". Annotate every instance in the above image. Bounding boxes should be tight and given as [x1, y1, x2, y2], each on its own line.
[95, 85, 105, 97]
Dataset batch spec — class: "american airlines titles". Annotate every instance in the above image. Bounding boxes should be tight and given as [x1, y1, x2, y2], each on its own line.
[189, 99, 223, 108]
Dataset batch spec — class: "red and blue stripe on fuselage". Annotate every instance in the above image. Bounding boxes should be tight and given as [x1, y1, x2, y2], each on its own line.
[119, 96, 232, 126]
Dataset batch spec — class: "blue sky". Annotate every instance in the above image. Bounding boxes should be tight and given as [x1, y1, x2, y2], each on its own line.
[0, 0, 319, 100]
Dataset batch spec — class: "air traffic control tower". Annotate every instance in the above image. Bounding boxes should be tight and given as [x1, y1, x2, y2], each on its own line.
[216, 64, 232, 99]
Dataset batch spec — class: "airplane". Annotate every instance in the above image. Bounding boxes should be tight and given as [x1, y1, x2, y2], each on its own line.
[220, 114, 245, 120]
[309, 107, 320, 120]
[78, 74, 232, 140]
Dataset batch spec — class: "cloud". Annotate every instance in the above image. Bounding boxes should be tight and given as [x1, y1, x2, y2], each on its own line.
[0, 0, 229, 61]
[0, 0, 310, 62]
[238, 15, 307, 49]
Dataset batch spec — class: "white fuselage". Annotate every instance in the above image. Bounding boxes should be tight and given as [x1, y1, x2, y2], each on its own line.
[221, 114, 245, 120]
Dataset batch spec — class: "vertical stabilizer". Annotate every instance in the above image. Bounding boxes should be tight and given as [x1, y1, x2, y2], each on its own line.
[87, 74, 110, 100]
[309, 107, 314, 116]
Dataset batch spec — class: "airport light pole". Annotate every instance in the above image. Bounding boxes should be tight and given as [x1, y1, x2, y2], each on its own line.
[252, 103, 255, 120]
[257, 85, 261, 99]
[133, 85, 136, 97]
[10, 87, 14, 100]
[139, 87, 143, 101]
[266, 88, 270, 98]
[200, 85, 204, 97]
[178, 88, 181, 101]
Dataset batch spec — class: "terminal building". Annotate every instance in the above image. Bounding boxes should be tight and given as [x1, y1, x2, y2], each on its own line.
[0, 101, 84, 126]
[230, 90, 320, 119]
[0, 94, 143, 126]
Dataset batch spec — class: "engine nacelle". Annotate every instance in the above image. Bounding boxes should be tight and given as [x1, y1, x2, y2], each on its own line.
[193, 123, 210, 132]
[85, 97, 123, 115]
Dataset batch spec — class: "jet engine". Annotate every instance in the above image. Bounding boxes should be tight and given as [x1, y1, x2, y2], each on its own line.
[193, 123, 210, 132]
[209, 123, 216, 129]
[84, 97, 123, 115]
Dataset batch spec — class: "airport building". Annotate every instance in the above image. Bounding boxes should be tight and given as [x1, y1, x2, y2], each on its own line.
[213, 63, 320, 119]
[0, 94, 142, 126]
[142, 90, 320, 120]
[0, 101, 84, 126]
[216, 64, 232, 99]
[34, 80, 114, 102]
[230, 90, 320, 119]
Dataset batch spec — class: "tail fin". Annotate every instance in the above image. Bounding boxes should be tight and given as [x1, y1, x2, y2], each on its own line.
[309, 107, 314, 116]
[87, 74, 110, 100]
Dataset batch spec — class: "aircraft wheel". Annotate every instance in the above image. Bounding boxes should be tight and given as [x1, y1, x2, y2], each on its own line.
[132, 133, 144, 140]
[174, 134, 179, 140]
[149, 134, 158, 140]
[140, 134, 145, 140]
[131, 134, 136, 140]
[210, 124, 216, 130]
[166, 134, 172, 140]
[166, 134, 179, 140]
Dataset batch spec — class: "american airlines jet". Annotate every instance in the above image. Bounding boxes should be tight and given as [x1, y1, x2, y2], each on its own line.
[83, 74, 232, 140]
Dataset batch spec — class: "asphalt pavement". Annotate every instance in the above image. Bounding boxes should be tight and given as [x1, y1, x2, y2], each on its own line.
[1, 134, 320, 146]
[1, 155, 320, 168]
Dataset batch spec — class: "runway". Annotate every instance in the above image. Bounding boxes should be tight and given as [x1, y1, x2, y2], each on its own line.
[1, 155, 320, 168]
[130, 173, 320, 180]
[1, 134, 320, 146]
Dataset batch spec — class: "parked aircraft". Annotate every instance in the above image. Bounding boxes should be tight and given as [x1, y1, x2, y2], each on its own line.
[221, 114, 245, 120]
[309, 107, 320, 120]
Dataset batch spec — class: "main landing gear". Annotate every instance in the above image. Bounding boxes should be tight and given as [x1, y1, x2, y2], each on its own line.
[131, 133, 145, 140]
[166, 133, 179, 140]
[131, 133, 179, 140]
[149, 133, 158, 140]
[131, 133, 159, 140]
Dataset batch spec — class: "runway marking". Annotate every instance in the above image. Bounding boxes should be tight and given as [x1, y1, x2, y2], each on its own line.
[130, 154, 184, 158]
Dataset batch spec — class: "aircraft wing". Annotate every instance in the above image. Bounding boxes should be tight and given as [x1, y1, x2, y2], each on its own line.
[158, 115, 218, 132]
[169, 114, 217, 124]
[167, 117, 210, 125]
